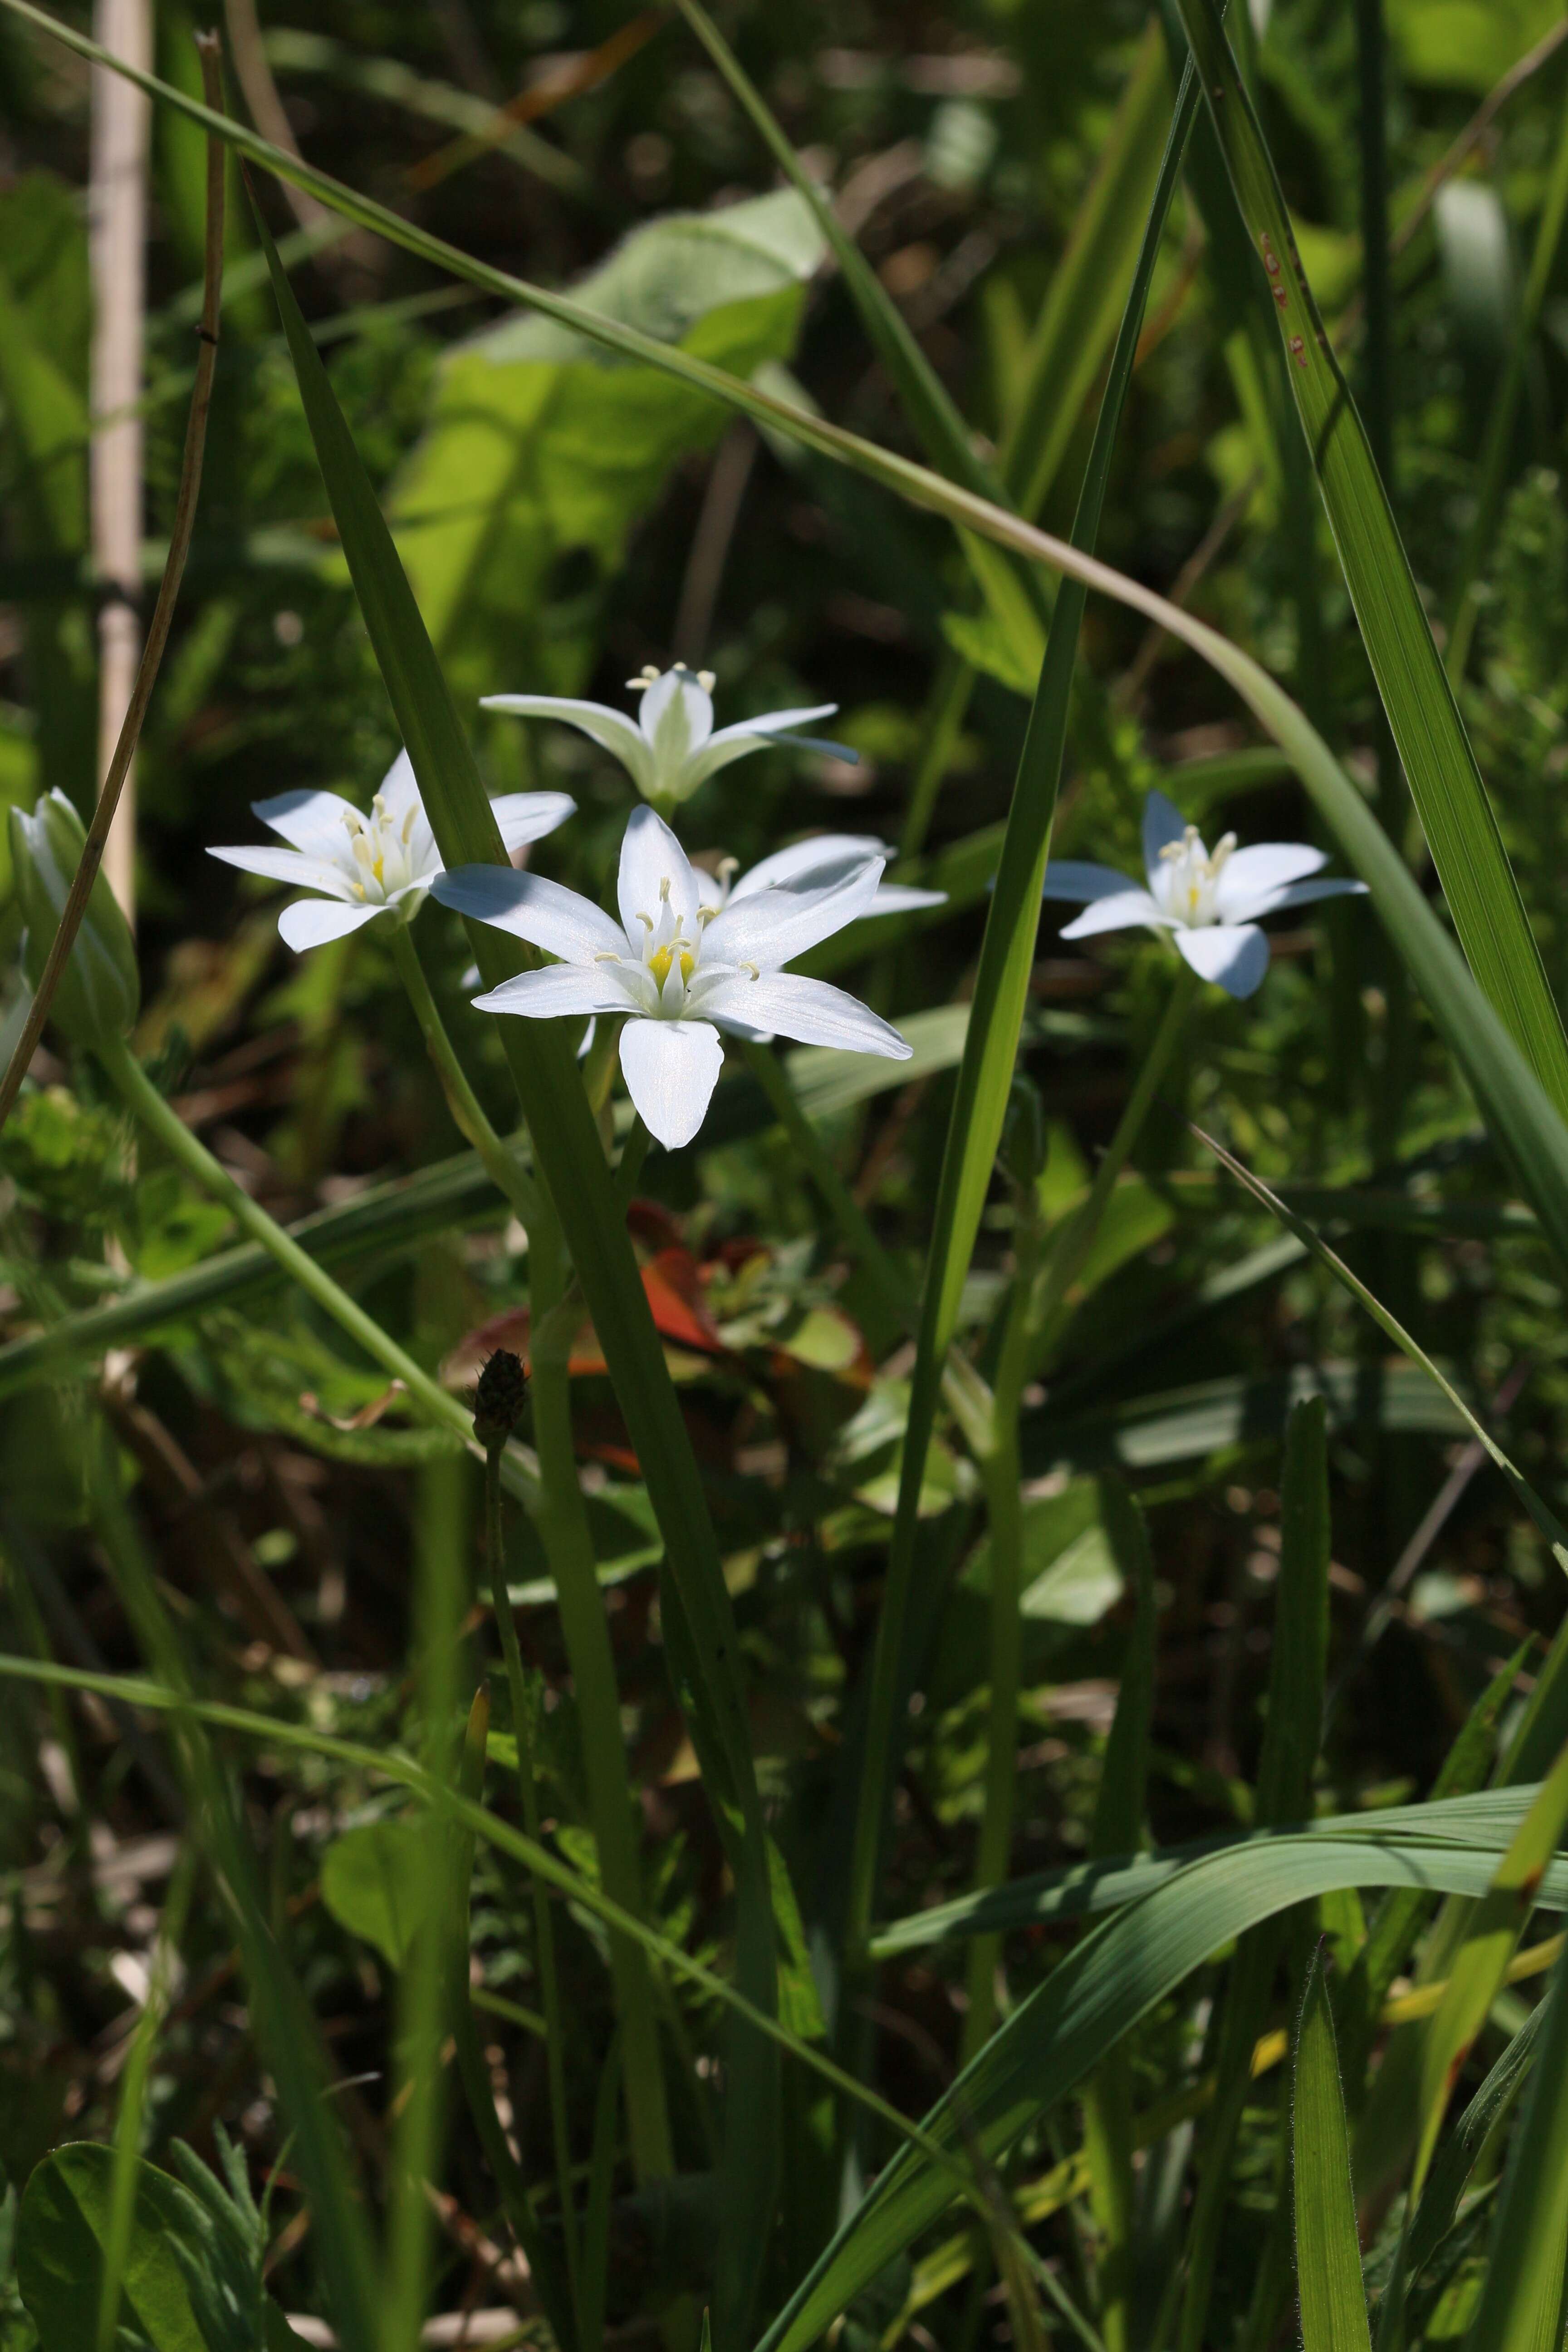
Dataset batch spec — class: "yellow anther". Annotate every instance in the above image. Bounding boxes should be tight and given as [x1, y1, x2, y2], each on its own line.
[697, 669, 716, 692]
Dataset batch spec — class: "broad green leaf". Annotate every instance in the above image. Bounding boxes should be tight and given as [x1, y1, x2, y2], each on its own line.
[1387, 0, 1559, 94]
[16, 2145, 203, 2352]
[1412, 1736, 1568, 2188]
[320, 1817, 430, 1970]
[1463, 1935, 1568, 2352]
[392, 188, 822, 701]
[1172, 0, 1568, 1123]
[1292, 1949, 1372, 2352]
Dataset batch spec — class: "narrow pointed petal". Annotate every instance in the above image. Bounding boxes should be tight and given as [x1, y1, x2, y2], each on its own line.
[480, 694, 656, 792]
[376, 750, 421, 824]
[639, 668, 714, 759]
[728, 833, 887, 902]
[1142, 788, 1188, 883]
[1040, 859, 1142, 904]
[471, 964, 640, 1019]
[250, 787, 361, 852]
[277, 897, 386, 951]
[1212, 842, 1325, 918]
[618, 804, 702, 938]
[490, 790, 577, 851]
[869, 881, 946, 913]
[209, 842, 357, 897]
[618, 1018, 724, 1149]
[1058, 888, 1167, 940]
[431, 863, 626, 962]
[1174, 922, 1270, 997]
[698, 972, 912, 1057]
[704, 860, 883, 970]
[704, 702, 839, 749]
[1226, 875, 1370, 921]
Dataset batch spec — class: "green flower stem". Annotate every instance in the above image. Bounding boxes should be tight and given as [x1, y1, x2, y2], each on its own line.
[391, 923, 536, 1227]
[959, 1233, 1039, 2066]
[95, 1031, 526, 1479]
[394, 929, 673, 2193]
[613, 1113, 653, 1208]
[527, 1182, 675, 2189]
[1027, 965, 1197, 1366]
[482, 1440, 582, 2321]
[741, 1038, 913, 1332]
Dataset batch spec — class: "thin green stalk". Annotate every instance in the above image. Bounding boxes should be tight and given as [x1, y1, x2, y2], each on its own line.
[98, 1849, 197, 2352]
[900, 656, 977, 862]
[612, 1113, 653, 1209]
[742, 1038, 913, 1331]
[1027, 968, 1196, 1364]
[96, 1031, 495, 1461]
[1354, 0, 1393, 487]
[391, 922, 535, 1224]
[527, 1186, 674, 2190]
[960, 1245, 1038, 2064]
[1446, 75, 1568, 684]
[483, 1439, 583, 2318]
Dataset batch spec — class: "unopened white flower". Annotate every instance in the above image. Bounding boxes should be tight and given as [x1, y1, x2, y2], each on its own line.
[481, 662, 856, 809]
[1040, 788, 1366, 999]
[208, 751, 575, 952]
[432, 805, 912, 1149]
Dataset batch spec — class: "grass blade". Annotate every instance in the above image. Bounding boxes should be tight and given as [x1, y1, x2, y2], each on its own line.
[1463, 1936, 1568, 2352]
[1170, 0, 1568, 1120]
[840, 47, 1200, 1972]
[1412, 1737, 1568, 2191]
[1293, 1945, 1372, 2352]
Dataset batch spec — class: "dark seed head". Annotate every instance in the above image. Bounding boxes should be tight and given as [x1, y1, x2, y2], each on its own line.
[473, 1349, 529, 1448]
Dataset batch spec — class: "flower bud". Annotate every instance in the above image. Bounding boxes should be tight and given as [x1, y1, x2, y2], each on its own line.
[7, 791, 139, 1048]
[473, 1348, 529, 1449]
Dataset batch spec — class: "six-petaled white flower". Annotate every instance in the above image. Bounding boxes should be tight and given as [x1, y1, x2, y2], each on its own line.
[481, 662, 856, 810]
[208, 752, 575, 952]
[1040, 788, 1366, 999]
[431, 806, 912, 1150]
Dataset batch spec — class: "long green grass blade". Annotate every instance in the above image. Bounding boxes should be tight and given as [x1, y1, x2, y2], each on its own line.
[840, 48, 1201, 1972]
[1170, 0, 1568, 1120]
[1412, 1737, 1568, 2190]
[1463, 1937, 1568, 2352]
[1293, 1945, 1372, 2352]
[248, 191, 777, 2347]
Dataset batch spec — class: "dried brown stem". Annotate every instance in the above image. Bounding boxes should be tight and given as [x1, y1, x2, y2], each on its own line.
[0, 33, 226, 1137]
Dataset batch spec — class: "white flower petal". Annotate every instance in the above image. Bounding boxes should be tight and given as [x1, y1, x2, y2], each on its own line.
[618, 1018, 724, 1149]
[490, 790, 577, 852]
[699, 972, 912, 1058]
[728, 833, 887, 902]
[277, 898, 387, 952]
[1040, 860, 1142, 903]
[376, 750, 421, 825]
[1142, 788, 1189, 884]
[868, 881, 946, 914]
[1228, 875, 1369, 921]
[1058, 888, 1167, 939]
[704, 860, 883, 970]
[472, 964, 641, 1019]
[431, 864, 627, 963]
[1174, 922, 1270, 997]
[209, 842, 357, 897]
[617, 804, 702, 938]
[480, 695, 656, 793]
[1212, 842, 1325, 919]
[704, 701, 839, 750]
[639, 669, 714, 761]
[250, 788, 360, 853]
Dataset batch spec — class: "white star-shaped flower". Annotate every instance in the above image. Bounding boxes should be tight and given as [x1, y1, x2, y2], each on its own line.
[208, 751, 575, 952]
[1040, 788, 1366, 999]
[481, 662, 857, 811]
[431, 806, 912, 1149]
